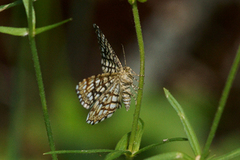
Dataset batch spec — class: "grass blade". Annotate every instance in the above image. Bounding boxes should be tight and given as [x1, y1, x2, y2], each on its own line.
[135, 137, 188, 156]
[0, 0, 22, 12]
[0, 26, 28, 36]
[163, 88, 201, 156]
[44, 149, 115, 155]
[105, 150, 131, 160]
[35, 18, 72, 35]
[201, 46, 240, 159]
[115, 132, 131, 151]
[210, 147, 240, 160]
[0, 19, 71, 36]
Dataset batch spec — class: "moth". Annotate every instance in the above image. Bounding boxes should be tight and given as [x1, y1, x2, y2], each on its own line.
[76, 24, 138, 125]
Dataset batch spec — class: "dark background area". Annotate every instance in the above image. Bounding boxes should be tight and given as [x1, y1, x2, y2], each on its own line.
[0, 0, 240, 159]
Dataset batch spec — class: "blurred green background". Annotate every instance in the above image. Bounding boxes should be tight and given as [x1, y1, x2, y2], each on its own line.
[0, 0, 240, 159]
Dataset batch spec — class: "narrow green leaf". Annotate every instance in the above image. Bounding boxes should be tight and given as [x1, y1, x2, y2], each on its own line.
[115, 132, 131, 151]
[163, 88, 201, 156]
[105, 150, 131, 160]
[145, 152, 192, 160]
[132, 118, 144, 153]
[0, 26, 28, 36]
[210, 148, 240, 160]
[44, 149, 115, 155]
[201, 46, 240, 159]
[0, 19, 71, 36]
[105, 132, 132, 159]
[135, 137, 188, 156]
[35, 18, 72, 35]
[0, 0, 22, 12]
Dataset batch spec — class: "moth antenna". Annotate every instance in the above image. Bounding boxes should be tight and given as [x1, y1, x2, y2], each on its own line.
[121, 44, 127, 67]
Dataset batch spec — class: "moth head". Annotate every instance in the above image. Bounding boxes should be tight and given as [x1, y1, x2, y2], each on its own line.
[120, 66, 134, 84]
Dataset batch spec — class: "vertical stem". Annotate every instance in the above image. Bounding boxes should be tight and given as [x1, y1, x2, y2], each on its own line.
[26, 0, 57, 159]
[128, 1, 145, 153]
[201, 45, 240, 159]
[29, 39, 58, 160]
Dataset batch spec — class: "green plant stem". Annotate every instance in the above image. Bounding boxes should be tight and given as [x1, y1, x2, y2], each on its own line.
[26, 0, 57, 159]
[128, 1, 145, 154]
[201, 45, 240, 159]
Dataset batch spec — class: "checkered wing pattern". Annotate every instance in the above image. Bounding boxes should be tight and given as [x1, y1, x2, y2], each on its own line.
[76, 24, 137, 125]
[76, 73, 122, 125]
[76, 73, 116, 110]
[86, 80, 122, 125]
[93, 24, 122, 73]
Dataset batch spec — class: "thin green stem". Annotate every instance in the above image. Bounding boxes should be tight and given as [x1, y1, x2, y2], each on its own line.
[201, 45, 240, 159]
[128, 1, 145, 154]
[26, 0, 57, 159]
